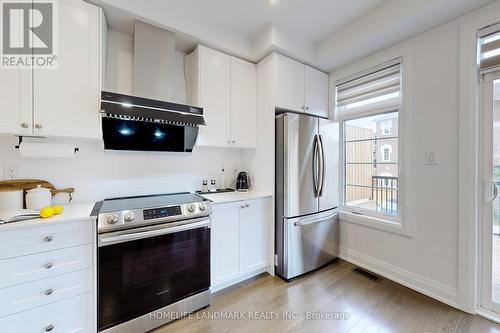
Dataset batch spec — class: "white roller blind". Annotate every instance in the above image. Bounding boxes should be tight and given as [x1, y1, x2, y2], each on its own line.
[479, 23, 500, 74]
[335, 58, 402, 120]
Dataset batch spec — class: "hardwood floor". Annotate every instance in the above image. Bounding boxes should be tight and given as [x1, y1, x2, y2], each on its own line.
[154, 259, 500, 333]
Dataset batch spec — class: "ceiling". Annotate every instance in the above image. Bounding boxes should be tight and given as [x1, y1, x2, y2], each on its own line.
[91, 0, 493, 72]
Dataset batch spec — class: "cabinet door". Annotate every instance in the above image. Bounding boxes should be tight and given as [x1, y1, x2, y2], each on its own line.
[240, 199, 270, 273]
[305, 65, 329, 118]
[211, 203, 241, 286]
[33, 0, 100, 138]
[274, 54, 304, 112]
[0, 70, 31, 135]
[198, 46, 231, 147]
[230, 57, 256, 148]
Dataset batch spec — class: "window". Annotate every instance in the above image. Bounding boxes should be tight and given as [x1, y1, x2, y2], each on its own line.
[380, 120, 392, 135]
[336, 59, 401, 218]
[380, 144, 392, 162]
[479, 25, 500, 74]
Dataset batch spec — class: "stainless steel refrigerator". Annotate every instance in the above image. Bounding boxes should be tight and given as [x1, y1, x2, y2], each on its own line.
[275, 112, 339, 280]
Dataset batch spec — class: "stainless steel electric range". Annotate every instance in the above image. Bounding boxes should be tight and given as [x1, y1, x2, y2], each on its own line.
[95, 192, 212, 333]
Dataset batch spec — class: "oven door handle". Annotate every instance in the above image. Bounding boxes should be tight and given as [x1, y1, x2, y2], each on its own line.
[98, 219, 210, 247]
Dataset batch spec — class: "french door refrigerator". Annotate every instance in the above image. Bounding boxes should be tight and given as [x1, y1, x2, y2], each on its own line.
[275, 112, 339, 280]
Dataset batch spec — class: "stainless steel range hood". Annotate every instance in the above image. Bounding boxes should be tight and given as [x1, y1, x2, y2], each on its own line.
[100, 21, 204, 153]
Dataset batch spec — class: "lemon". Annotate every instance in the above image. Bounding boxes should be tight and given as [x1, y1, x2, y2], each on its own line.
[40, 206, 54, 219]
[52, 205, 64, 215]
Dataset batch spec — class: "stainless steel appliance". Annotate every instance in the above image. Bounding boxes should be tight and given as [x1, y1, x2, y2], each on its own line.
[236, 171, 250, 192]
[96, 193, 211, 333]
[100, 91, 205, 153]
[275, 112, 339, 280]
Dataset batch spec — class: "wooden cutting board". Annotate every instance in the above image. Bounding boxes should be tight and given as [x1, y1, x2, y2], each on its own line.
[0, 179, 74, 202]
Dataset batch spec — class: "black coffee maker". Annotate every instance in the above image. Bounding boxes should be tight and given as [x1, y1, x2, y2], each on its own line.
[236, 172, 250, 192]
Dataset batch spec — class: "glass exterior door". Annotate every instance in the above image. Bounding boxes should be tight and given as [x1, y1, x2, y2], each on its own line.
[480, 72, 500, 314]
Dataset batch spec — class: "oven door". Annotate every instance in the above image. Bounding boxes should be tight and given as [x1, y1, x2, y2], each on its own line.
[97, 218, 210, 331]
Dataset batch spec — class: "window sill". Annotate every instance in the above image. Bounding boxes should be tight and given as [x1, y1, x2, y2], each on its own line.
[339, 210, 413, 237]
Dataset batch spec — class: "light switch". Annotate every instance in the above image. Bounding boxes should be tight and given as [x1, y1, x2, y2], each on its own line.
[425, 152, 437, 165]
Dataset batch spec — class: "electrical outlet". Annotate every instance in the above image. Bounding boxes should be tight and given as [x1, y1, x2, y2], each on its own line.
[3, 164, 18, 180]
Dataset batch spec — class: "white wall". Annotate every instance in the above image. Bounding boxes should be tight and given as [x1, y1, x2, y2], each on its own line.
[0, 30, 244, 203]
[332, 7, 485, 307]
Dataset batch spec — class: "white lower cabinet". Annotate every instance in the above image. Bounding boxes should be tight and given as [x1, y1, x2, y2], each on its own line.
[0, 218, 95, 332]
[211, 198, 271, 291]
[0, 292, 93, 333]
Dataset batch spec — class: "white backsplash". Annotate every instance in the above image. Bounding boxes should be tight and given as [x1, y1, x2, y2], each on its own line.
[0, 136, 243, 204]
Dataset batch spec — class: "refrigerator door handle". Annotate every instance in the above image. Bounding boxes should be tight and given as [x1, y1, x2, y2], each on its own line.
[294, 211, 338, 227]
[312, 135, 319, 197]
[318, 134, 325, 196]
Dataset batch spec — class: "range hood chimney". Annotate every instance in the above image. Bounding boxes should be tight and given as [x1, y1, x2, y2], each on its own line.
[133, 20, 176, 101]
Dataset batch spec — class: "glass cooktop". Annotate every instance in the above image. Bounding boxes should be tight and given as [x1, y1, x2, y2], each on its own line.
[100, 192, 207, 213]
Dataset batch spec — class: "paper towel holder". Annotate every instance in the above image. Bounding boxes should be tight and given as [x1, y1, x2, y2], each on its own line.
[14, 136, 80, 153]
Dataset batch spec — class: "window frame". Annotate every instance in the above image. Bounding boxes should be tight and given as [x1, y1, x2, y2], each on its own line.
[331, 45, 415, 237]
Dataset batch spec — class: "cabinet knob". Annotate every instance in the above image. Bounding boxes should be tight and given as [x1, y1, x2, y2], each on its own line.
[45, 324, 54, 332]
[44, 262, 53, 269]
[232, 140, 236, 144]
[44, 236, 53, 242]
[35, 123, 42, 129]
[305, 106, 309, 110]
[20, 122, 29, 128]
[245, 204, 250, 208]
[44, 288, 54, 296]
[240, 205, 245, 209]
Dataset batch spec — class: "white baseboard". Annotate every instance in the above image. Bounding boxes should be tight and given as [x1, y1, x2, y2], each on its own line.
[211, 265, 271, 293]
[339, 246, 459, 309]
[476, 306, 500, 324]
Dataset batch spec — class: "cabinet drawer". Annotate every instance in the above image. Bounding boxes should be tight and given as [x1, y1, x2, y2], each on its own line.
[0, 244, 92, 288]
[0, 269, 92, 317]
[0, 220, 92, 259]
[0, 292, 93, 332]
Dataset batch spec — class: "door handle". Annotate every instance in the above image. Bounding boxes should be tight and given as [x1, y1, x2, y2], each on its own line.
[318, 135, 325, 196]
[312, 135, 319, 197]
[294, 211, 338, 227]
[490, 181, 499, 202]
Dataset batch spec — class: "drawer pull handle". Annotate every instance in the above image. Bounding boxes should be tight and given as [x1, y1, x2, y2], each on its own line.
[44, 288, 54, 296]
[45, 324, 54, 332]
[44, 262, 53, 269]
[44, 236, 53, 242]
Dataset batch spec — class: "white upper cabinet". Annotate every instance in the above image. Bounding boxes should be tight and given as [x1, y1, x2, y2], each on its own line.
[197, 46, 230, 147]
[0, 0, 103, 139]
[274, 54, 305, 112]
[304, 65, 329, 118]
[0, 71, 31, 135]
[230, 57, 256, 148]
[185, 45, 256, 148]
[33, 0, 101, 138]
[274, 53, 329, 118]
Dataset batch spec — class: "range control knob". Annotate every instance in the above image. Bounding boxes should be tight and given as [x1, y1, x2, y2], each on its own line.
[106, 214, 118, 224]
[124, 211, 135, 222]
[187, 203, 196, 213]
[199, 203, 207, 211]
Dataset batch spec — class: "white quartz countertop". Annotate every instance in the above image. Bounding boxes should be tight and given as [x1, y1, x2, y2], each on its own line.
[0, 202, 96, 230]
[200, 191, 272, 204]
